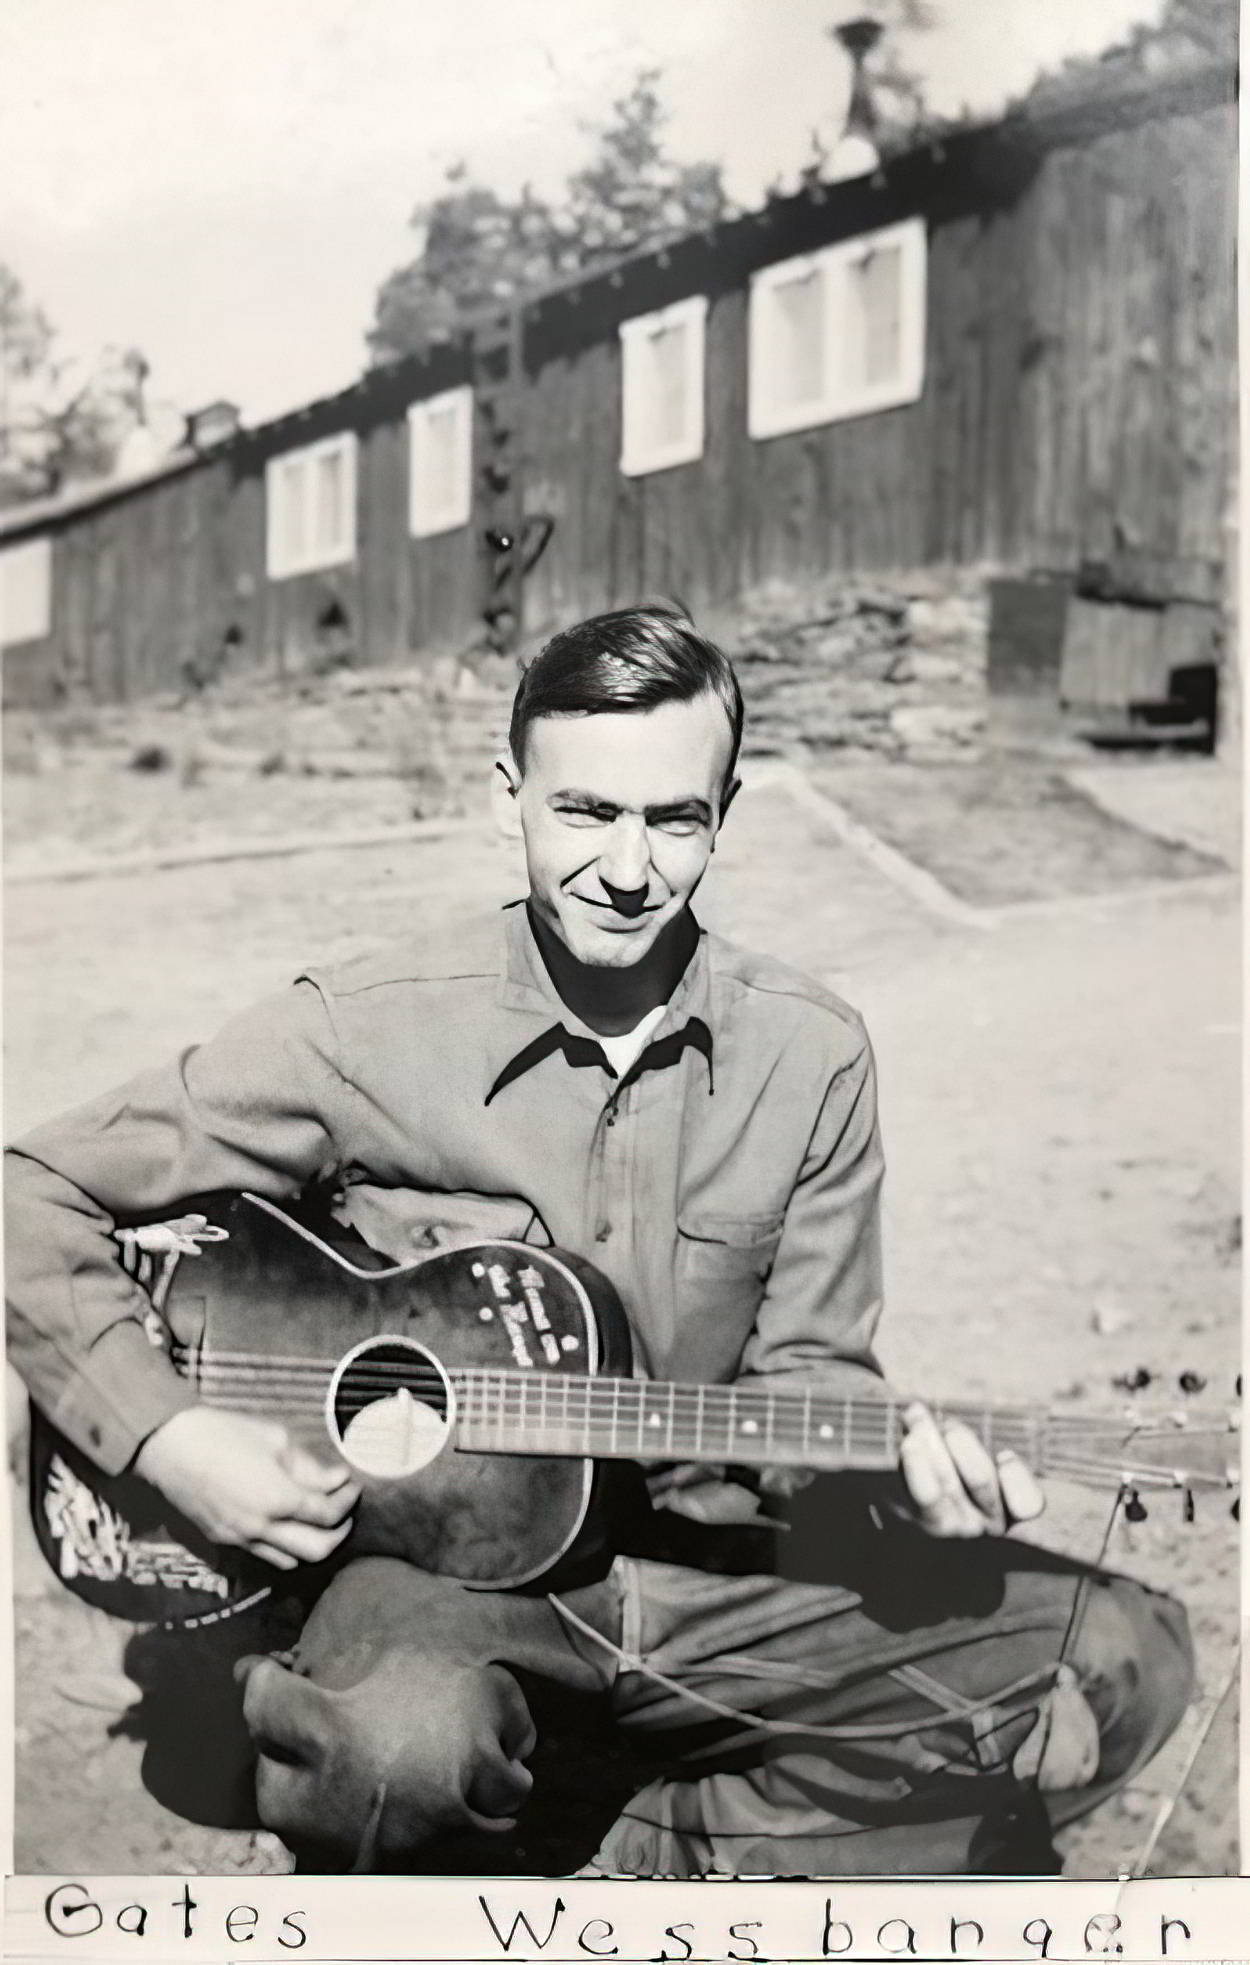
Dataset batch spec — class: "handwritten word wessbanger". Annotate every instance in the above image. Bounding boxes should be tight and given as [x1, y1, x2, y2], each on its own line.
[475, 1891, 1201, 1961]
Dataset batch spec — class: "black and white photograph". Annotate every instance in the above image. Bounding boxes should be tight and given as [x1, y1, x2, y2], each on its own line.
[1, 0, 1241, 1903]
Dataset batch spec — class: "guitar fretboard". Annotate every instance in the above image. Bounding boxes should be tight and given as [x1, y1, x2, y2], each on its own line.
[446, 1370, 1041, 1471]
[186, 1348, 1233, 1490]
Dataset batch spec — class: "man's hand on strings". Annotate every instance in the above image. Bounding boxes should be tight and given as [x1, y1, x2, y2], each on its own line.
[134, 1406, 359, 1569]
[899, 1402, 1045, 1538]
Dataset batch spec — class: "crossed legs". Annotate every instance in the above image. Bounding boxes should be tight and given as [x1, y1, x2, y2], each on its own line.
[237, 1516, 1193, 1876]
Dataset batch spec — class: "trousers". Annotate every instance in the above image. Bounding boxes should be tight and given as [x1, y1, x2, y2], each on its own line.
[234, 1496, 1194, 1877]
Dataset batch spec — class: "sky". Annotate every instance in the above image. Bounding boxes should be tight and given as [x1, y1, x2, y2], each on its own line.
[0, 0, 1166, 428]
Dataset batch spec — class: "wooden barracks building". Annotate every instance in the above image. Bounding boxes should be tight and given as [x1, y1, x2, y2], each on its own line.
[0, 54, 1236, 730]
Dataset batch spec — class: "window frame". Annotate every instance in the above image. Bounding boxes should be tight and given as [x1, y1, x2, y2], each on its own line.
[747, 217, 927, 441]
[264, 431, 358, 580]
[408, 386, 474, 540]
[618, 293, 709, 478]
[0, 535, 52, 647]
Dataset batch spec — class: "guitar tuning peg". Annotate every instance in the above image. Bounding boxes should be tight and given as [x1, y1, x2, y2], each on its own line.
[1124, 1489, 1149, 1523]
[1179, 1371, 1206, 1394]
[1182, 1488, 1195, 1524]
[1113, 1366, 1153, 1394]
[1237, 1374, 1243, 1400]
[1231, 1496, 1240, 1522]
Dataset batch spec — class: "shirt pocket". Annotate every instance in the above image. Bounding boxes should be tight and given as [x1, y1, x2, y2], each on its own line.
[674, 1210, 785, 1343]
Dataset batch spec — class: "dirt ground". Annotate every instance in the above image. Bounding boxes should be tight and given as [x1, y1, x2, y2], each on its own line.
[812, 757, 1226, 907]
[4, 757, 1241, 1880]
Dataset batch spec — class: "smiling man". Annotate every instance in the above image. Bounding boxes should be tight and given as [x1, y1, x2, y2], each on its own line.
[6, 602, 1192, 1877]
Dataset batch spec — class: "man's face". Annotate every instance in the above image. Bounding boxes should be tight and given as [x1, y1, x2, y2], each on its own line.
[506, 691, 738, 970]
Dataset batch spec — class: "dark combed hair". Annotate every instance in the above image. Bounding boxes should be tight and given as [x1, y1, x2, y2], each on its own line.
[509, 601, 744, 785]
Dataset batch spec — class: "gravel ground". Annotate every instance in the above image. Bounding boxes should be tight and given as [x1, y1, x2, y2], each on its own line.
[5, 764, 1240, 1880]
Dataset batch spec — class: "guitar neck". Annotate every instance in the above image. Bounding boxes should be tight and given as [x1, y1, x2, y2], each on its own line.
[451, 1371, 1041, 1473]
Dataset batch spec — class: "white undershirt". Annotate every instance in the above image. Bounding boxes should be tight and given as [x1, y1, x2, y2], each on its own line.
[598, 1003, 667, 1081]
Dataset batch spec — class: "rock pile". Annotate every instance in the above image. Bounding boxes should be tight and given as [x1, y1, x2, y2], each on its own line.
[7, 571, 993, 809]
[719, 570, 990, 764]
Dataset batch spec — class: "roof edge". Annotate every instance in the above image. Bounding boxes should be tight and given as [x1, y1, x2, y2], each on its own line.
[0, 57, 1233, 547]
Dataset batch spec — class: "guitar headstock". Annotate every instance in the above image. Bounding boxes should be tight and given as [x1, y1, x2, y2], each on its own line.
[1042, 1370, 1241, 1518]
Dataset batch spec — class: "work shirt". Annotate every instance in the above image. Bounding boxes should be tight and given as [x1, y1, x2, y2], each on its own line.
[5, 903, 887, 1491]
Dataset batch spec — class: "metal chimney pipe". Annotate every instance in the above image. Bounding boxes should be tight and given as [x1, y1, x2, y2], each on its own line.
[832, 15, 884, 143]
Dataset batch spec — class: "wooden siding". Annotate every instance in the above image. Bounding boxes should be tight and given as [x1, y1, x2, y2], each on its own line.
[523, 99, 1234, 625]
[2, 416, 478, 706]
[1, 77, 1234, 709]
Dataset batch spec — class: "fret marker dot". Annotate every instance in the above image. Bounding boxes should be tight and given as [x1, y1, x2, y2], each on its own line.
[648, 1412, 662, 1428]
[741, 1419, 759, 1435]
[478, 1308, 493, 1322]
[819, 1424, 834, 1439]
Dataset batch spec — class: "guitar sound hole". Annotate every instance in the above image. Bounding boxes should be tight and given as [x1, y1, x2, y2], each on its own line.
[326, 1337, 455, 1479]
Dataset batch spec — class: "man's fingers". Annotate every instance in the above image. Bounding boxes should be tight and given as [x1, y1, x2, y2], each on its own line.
[900, 1407, 984, 1538]
[288, 1480, 359, 1529]
[943, 1421, 1007, 1534]
[276, 1442, 360, 1527]
[898, 1410, 945, 1510]
[996, 1448, 1046, 1524]
[283, 1442, 359, 1494]
[254, 1514, 354, 1567]
[251, 1540, 299, 1571]
[900, 1405, 1047, 1539]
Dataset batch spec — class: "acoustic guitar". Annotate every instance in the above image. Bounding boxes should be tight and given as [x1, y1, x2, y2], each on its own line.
[27, 1192, 1240, 1629]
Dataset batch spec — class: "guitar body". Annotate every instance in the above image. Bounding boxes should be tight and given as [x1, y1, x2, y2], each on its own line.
[29, 1192, 635, 1626]
[28, 1193, 1239, 1633]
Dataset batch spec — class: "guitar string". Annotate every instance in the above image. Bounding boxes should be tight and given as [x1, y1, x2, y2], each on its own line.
[173, 1349, 1220, 1423]
[173, 1352, 1195, 1419]
[175, 1367, 1217, 1446]
[189, 1374, 1016, 1428]
[182, 1382, 1038, 1444]
[172, 1398, 1219, 1484]
[174, 1390, 1223, 1480]
[157, 1341, 1229, 1487]
[180, 1393, 1210, 1444]
[176, 1384, 1219, 1446]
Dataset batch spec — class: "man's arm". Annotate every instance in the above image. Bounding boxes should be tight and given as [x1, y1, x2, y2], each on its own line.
[736, 1030, 887, 1402]
[5, 978, 364, 1560]
[739, 1029, 1042, 1539]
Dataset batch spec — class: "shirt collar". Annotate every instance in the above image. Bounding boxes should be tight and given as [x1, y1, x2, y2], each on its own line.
[488, 900, 714, 1105]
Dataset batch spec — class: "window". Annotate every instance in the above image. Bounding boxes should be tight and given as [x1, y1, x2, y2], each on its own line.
[0, 536, 52, 647]
[408, 387, 473, 539]
[748, 217, 926, 440]
[619, 295, 708, 477]
[265, 432, 357, 579]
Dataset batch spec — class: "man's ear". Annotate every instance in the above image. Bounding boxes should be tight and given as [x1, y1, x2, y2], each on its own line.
[490, 753, 523, 840]
[715, 774, 743, 834]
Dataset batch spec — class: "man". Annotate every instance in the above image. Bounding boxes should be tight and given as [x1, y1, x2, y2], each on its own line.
[6, 603, 1192, 1877]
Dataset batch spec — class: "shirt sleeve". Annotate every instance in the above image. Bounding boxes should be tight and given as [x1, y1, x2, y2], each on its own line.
[4, 979, 358, 1475]
[736, 1029, 890, 1405]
